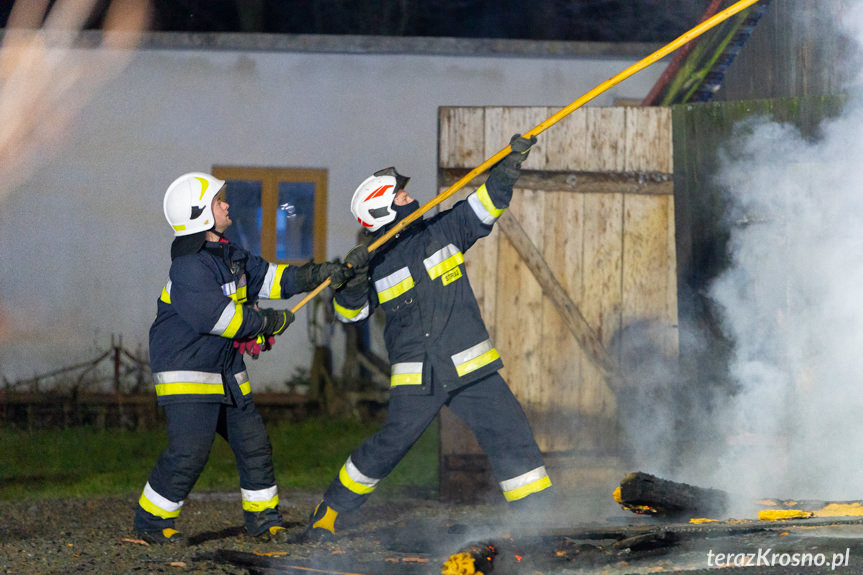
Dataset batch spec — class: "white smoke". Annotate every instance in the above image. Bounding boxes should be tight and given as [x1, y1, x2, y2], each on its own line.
[705, 5, 863, 505]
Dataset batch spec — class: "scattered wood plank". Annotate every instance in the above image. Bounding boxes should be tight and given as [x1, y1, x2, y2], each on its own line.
[614, 471, 729, 518]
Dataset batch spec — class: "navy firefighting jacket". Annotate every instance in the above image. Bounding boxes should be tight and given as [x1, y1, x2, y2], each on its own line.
[333, 174, 515, 394]
[149, 239, 304, 406]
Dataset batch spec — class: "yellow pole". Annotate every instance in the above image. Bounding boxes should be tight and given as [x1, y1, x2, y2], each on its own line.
[291, 0, 763, 314]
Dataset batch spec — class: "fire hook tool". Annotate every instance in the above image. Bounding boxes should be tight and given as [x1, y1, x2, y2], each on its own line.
[290, 0, 765, 315]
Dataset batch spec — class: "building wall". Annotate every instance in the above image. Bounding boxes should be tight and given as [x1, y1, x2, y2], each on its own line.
[0, 34, 667, 389]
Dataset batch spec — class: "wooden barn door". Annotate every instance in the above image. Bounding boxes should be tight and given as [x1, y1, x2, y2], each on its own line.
[437, 105, 677, 502]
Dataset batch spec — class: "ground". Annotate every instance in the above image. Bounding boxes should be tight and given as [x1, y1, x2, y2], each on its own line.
[6, 488, 863, 574]
[0, 488, 525, 575]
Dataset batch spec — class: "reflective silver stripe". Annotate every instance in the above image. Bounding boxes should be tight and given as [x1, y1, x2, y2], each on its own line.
[334, 300, 371, 323]
[374, 267, 414, 304]
[374, 266, 412, 293]
[211, 300, 239, 335]
[468, 186, 503, 225]
[390, 362, 423, 387]
[499, 466, 549, 493]
[233, 371, 249, 385]
[154, 370, 222, 384]
[392, 362, 423, 376]
[338, 455, 380, 494]
[241, 485, 278, 502]
[423, 244, 464, 280]
[260, 263, 278, 299]
[143, 482, 183, 513]
[221, 281, 237, 297]
[345, 456, 380, 488]
[500, 466, 552, 501]
[451, 340, 494, 368]
[260, 263, 287, 299]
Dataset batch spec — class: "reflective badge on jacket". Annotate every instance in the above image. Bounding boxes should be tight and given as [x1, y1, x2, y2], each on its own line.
[441, 267, 462, 286]
[221, 274, 248, 303]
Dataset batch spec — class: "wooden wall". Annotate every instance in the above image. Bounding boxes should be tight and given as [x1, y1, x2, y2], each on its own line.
[436, 105, 677, 500]
[717, 0, 853, 102]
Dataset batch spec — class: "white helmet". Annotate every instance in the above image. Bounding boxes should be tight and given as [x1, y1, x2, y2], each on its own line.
[350, 167, 410, 232]
[163, 172, 226, 237]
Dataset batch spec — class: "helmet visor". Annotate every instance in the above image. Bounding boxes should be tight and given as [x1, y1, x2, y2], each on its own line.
[374, 167, 410, 192]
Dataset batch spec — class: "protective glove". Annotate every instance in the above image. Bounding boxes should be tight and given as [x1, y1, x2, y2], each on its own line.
[233, 334, 275, 360]
[486, 133, 538, 203]
[343, 244, 370, 270]
[259, 307, 294, 336]
[296, 260, 354, 291]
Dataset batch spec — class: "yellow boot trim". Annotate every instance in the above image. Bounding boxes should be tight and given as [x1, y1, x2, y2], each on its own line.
[312, 504, 338, 534]
[162, 528, 181, 539]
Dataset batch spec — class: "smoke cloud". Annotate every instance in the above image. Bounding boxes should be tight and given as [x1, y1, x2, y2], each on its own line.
[703, 4, 863, 505]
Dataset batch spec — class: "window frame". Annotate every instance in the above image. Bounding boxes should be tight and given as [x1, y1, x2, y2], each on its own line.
[211, 166, 328, 265]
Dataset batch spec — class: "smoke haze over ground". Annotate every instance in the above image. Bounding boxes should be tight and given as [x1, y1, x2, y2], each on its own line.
[698, 4, 863, 506]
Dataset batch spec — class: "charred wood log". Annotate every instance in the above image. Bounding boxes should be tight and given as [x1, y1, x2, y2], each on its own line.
[615, 471, 729, 518]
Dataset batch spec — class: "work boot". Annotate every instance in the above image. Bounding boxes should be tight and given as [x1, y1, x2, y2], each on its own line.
[138, 527, 186, 546]
[254, 525, 290, 543]
[299, 501, 338, 542]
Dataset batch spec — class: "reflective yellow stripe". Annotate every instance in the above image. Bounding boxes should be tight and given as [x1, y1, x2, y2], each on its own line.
[338, 457, 379, 495]
[334, 299, 370, 322]
[377, 278, 413, 303]
[468, 184, 506, 225]
[221, 281, 237, 298]
[453, 341, 500, 377]
[155, 382, 224, 396]
[503, 475, 552, 502]
[374, 267, 414, 304]
[390, 362, 423, 387]
[476, 184, 505, 218]
[233, 371, 251, 395]
[139, 483, 183, 519]
[261, 264, 288, 299]
[139, 494, 182, 519]
[221, 302, 244, 338]
[160, 282, 172, 304]
[391, 373, 423, 387]
[242, 494, 279, 512]
[425, 247, 464, 281]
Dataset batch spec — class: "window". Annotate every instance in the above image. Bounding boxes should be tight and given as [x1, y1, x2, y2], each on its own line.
[211, 167, 327, 264]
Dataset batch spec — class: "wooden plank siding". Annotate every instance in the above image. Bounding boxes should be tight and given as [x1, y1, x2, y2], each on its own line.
[717, 0, 853, 102]
[437, 106, 677, 499]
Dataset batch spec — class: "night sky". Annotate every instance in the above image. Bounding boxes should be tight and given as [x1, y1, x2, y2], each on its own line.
[0, 0, 718, 43]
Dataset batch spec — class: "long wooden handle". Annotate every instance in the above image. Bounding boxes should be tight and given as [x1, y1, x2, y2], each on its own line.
[291, 0, 763, 315]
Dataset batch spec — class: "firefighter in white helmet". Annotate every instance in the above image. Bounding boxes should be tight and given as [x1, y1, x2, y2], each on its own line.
[303, 135, 553, 540]
[134, 172, 368, 545]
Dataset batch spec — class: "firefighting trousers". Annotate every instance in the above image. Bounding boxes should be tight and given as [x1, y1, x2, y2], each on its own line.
[322, 371, 550, 513]
[133, 401, 282, 536]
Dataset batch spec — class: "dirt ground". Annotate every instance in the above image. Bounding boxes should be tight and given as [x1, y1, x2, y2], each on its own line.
[7, 488, 863, 575]
[0, 487, 536, 575]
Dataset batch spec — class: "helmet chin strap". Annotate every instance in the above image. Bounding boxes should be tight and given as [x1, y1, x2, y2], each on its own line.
[206, 227, 227, 242]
